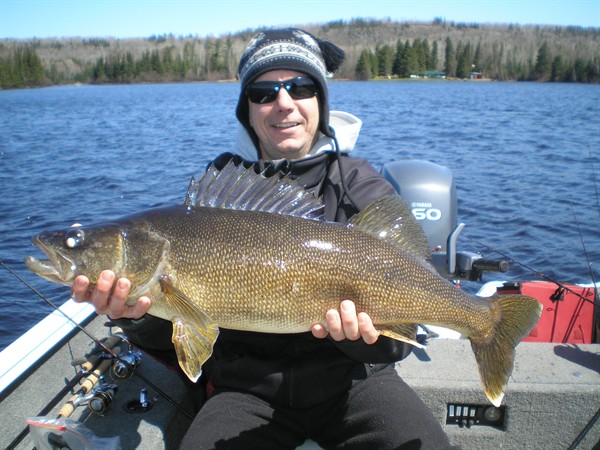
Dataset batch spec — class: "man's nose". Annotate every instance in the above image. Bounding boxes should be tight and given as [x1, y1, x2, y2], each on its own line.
[274, 87, 295, 108]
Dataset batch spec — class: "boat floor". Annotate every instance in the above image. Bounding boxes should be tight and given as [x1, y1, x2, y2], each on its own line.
[1, 315, 193, 449]
[1, 314, 599, 449]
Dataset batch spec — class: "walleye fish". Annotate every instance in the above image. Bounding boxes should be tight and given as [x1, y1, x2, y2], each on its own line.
[25, 161, 541, 406]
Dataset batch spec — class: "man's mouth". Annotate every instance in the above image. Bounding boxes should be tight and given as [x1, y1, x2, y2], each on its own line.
[273, 122, 299, 129]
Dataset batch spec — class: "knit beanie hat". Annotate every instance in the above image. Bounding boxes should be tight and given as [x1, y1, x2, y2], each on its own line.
[236, 28, 345, 144]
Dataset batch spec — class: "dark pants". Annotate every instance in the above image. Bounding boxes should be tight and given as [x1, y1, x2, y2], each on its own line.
[179, 366, 457, 450]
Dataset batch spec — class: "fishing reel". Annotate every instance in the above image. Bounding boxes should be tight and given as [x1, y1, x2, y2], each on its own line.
[100, 332, 143, 380]
[72, 377, 118, 415]
[111, 348, 143, 380]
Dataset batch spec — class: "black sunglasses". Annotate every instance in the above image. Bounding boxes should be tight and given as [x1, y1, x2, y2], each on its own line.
[246, 77, 317, 104]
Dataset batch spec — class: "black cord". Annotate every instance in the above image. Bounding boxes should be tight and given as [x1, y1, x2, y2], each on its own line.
[330, 127, 359, 212]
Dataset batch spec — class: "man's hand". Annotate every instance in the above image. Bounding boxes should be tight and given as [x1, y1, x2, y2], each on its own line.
[71, 270, 151, 319]
[311, 300, 379, 344]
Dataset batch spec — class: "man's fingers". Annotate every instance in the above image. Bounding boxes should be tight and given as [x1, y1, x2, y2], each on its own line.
[89, 270, 115, 313]
[316, 301, 376, 343]
[358, 312, 379, 345]
[326, 309, 344, 341]
[105, 277, 130, 318]
[123, 296, 152, 319]
[340, 300, 360, 341]
[311, 322, 329, 339]
[71, 275, 91, 302]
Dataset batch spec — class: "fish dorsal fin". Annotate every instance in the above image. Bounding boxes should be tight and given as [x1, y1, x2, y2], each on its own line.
[185, 160, 324, 220]
[349, 196, 431, 261]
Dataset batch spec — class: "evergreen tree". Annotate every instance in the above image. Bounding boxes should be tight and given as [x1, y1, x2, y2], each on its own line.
[392, 39, 404, 76]
[398, 40, 411, 77]
[573, 58, 586, 82]
[369, 51, 379, 78]
[392, 39, 410, 77]
[124, 52, 135, 79]
[430, 40, 439, 70]
[456, 42, 473, 79]
[406, 41, 420, 76]
[182, 41, 197, 78]
[223, 35, 235, 78]
[550, 55, 564, 81]
[418, 39, 430, 72]
[534, 41, 552, 80]
[137, 50, 152, 74]
[210, 39, 223, 72]
[376, 44, 394, 77]
[585, 59, 599, 83]
[473, 41, 482, 72]
[24, 46, 45, 85]
[162, 47, 174, 75]
[92, 57, 106, 82]
[444, 37, 456, 77]
[0, 57, 12, 88]
[150, 49, 163, 73]
[6, 46, 46, 87]
[355, 49, 373, 80]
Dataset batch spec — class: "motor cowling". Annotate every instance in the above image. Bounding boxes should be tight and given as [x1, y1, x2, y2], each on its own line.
[382, 160, 456, 253]
[381, 160, 508, 281]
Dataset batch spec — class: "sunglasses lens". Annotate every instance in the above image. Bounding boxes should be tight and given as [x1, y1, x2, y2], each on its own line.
[246, 84, 278, 103]
[288, 78, 317, 100]
[246, 77, 316, 104]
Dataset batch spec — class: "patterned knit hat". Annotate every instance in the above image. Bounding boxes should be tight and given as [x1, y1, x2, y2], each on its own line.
[236, 28, 345, 143]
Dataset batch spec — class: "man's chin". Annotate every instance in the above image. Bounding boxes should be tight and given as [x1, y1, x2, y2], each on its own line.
[262, 140, 311, 160]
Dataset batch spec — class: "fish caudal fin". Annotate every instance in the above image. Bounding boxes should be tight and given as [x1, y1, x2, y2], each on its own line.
[159, 277, 220, 382]
[471, 295, 542, 407]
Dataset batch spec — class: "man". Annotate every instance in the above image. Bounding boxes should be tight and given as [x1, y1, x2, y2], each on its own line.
[73, 28, 455, 449]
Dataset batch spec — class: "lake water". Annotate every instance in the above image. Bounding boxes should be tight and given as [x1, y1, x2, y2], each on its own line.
[1, 81, 599, 350]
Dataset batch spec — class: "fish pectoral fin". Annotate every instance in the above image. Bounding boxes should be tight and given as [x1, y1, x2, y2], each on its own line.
[160, 277, 220, 383]
[377, 324, 424, 349]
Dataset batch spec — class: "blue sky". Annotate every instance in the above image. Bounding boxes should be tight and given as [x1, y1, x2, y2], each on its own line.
[1, 0, 598, 39]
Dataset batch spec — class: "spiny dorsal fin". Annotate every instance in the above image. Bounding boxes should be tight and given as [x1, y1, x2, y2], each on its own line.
[185, 160, 324, 220]
[349, 196, 431, 261]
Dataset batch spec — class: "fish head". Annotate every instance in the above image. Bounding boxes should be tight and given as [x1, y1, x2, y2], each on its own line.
[24, 221, 169, 288]
[24, 223, 127, 286]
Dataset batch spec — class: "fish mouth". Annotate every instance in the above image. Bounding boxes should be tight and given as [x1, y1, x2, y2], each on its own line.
[24, 235, 77, 285]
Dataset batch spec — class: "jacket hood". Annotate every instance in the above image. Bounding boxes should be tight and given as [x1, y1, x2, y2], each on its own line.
[234, 110, 362, 162]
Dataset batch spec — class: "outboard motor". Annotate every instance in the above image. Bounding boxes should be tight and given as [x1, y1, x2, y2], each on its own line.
[381, 160, 508, 281]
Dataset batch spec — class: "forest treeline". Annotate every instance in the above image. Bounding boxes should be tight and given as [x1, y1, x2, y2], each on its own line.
[1, 17, 599, 88]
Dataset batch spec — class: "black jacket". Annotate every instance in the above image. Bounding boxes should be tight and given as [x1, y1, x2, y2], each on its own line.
[113, 151, 411, 408]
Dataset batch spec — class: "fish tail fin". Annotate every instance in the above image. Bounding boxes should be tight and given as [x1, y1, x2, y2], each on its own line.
[470, 295, 542, 406]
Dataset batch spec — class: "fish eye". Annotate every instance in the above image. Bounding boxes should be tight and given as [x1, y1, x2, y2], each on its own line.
[65, 229, 85, 249]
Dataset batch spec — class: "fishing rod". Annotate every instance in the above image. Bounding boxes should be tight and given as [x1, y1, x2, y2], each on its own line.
[590, 146, 600, 224]
[0, 260, 195, 422]
[571, 205, 597, 285]
[466, 147, 599, 309]
[5, 334, 124, 449]
[463, 235, 599, 308]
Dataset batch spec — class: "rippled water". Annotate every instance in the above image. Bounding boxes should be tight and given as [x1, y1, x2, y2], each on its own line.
[1, 81, 598, 350]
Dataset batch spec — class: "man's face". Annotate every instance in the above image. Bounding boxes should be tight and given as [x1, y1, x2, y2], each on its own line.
[248, 70, 320, 161]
